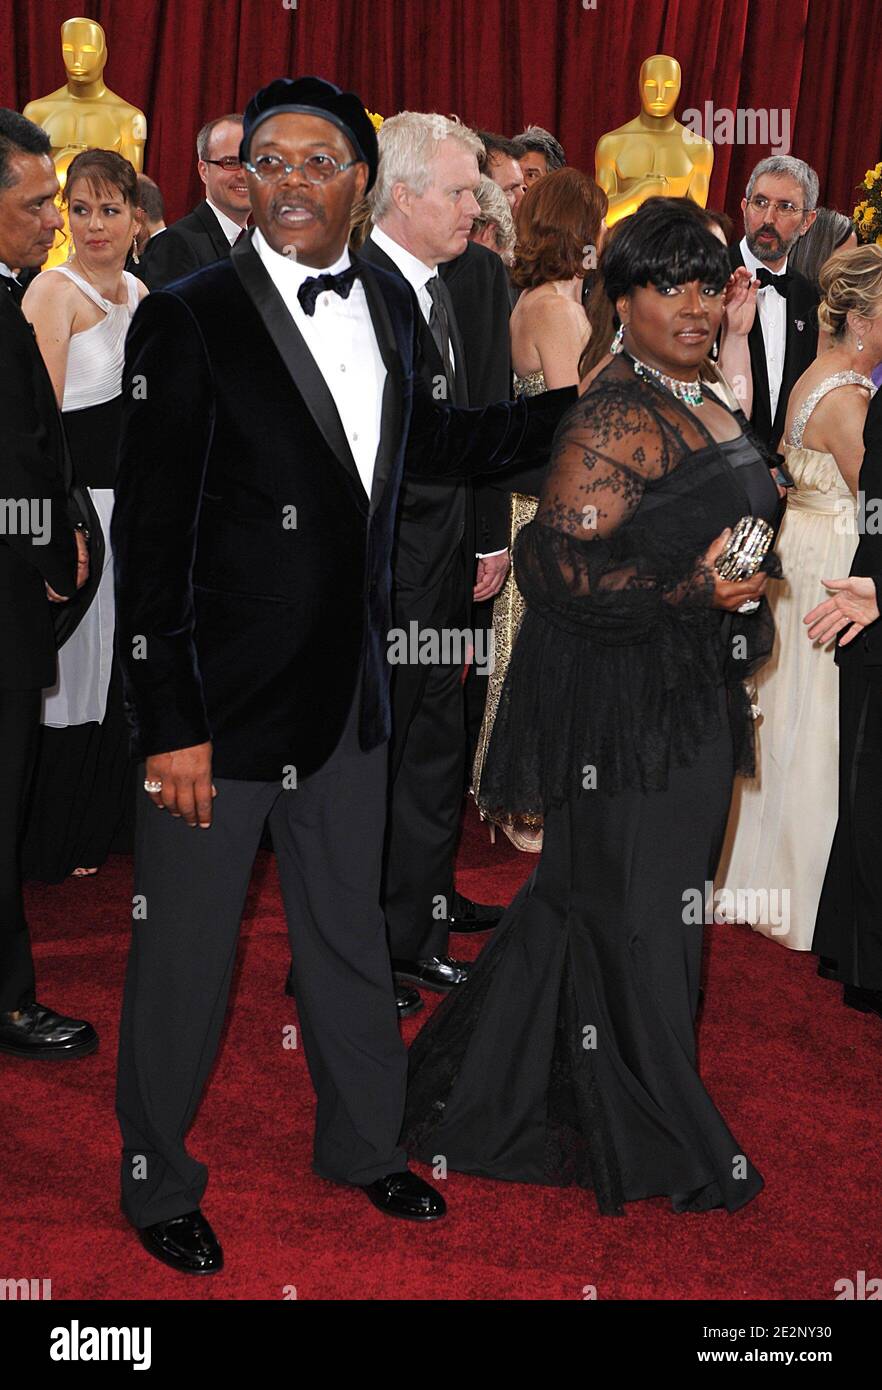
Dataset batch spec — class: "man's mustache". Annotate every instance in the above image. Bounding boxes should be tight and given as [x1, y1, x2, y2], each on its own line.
[271, 196, 327, 224]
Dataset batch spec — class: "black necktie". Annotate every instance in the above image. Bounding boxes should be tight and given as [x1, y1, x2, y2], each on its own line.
[424, 275, 454, 389]
[1, 273, 25, 307]
[754, 267, 791, 297]
[297, 264, 360, 316]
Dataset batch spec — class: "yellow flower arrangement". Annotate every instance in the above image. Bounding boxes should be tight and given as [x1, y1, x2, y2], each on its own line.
[365, 110, 384, 132]
[854, 162, 882, 243]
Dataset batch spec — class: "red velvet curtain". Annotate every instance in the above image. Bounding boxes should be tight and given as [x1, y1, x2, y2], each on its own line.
[3, 0, 880, 228]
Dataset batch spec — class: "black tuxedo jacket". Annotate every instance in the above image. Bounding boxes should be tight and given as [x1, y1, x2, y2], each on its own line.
[112, 233, 574, 780]
[359, 234, 473, 605]
[441, 242, 513, 555]
[0, 287, 79, 690]
[729, 244, 819, 451]
[139, 201, 234, 291]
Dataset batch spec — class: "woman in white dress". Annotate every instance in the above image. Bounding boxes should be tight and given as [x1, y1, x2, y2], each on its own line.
[718, 244, 882, 947]
[20, 149, 147, 880]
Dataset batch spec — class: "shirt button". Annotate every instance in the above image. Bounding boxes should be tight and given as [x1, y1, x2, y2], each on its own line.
[352, 433, 358, 442]
[340, 364, 346, 372]
[322, 295, 330, 307]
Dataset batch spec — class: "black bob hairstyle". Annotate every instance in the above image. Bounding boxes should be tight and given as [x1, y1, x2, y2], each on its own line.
[602, 197, 731, 306]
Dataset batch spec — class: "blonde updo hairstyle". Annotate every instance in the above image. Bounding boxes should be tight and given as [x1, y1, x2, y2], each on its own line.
[817, 243, 882, 341]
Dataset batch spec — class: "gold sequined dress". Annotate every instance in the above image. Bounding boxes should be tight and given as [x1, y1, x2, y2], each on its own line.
[472, 369, 546, 851]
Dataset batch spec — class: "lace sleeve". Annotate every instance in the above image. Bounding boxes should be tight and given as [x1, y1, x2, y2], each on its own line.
[478, 374, 773, 812]
[514, 383, 714, 637]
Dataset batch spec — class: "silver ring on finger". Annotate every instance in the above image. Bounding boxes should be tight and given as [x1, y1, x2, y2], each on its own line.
[143, 778, 163, 794]
[737, 599, 761, 614]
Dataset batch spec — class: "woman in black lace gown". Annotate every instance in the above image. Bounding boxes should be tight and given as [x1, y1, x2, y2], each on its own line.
[403, 201, 781, 1214]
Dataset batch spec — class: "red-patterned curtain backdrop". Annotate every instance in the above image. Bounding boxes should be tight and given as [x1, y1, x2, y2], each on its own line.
[2, 0, 880, 229]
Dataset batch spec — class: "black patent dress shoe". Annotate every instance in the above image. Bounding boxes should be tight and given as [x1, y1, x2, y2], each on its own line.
[447, 888, 504, 933]
[0, 1001, 98, 1059]
[392, 956, 471, 992]
[817, 955, 839, 981]
[137, 1209, 223, 1274]
[396, 985, 423, 1019]
[361, 1170, 446, 1221]
[843, 984, 882, 1019]
[285, 966, 422, 1019]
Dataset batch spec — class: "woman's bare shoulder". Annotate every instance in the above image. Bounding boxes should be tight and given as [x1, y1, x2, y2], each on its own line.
[22, 267, 79, 306]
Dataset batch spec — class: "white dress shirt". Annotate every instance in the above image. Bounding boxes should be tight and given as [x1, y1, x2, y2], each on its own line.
[206, 199, 247, 246]
[368, 225, 506, 560]
[739, 235, 788, 424]
[369, 225, 455, 380]
[252, 228, 386, 500]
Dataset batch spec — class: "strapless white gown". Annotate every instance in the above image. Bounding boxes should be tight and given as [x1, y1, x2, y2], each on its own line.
[717, 371, 875, 949]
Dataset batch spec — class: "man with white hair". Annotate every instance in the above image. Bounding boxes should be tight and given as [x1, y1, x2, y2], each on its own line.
[731, 154, 820, 449]
[469, 175, 516, 260]
[360, 112, 515, 1000]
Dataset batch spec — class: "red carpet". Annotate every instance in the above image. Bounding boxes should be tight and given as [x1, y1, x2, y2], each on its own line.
[2, 801, 881, 1301]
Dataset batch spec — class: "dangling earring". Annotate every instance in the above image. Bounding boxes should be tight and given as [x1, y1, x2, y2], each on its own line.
[857, 337, 864, 351]
[610, 322, 625, 355]
[131, 235, 140, 266]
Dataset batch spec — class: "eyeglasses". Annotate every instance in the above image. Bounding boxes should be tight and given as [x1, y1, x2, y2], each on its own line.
[243, 153, 358, 185]
[203, 156, 243, 171]
[746, 195, 806, 220]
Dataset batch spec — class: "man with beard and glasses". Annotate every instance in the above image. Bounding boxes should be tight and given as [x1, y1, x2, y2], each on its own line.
[731, 155, 819, 451]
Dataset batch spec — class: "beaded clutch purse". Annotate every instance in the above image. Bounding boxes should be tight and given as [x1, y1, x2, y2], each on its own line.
[713, 516, 774, 583]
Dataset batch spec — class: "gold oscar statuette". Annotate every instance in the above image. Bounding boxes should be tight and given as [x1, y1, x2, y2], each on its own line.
[594, 54, 713, 225]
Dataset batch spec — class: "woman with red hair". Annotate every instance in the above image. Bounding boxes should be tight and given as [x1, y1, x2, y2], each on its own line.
[472, 169, 609, 850]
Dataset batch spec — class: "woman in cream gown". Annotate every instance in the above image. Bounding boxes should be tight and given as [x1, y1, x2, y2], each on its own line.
[719, 245, 882, 948]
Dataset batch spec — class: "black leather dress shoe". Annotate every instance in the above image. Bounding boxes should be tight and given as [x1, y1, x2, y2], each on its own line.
[284, 966, 422, 1018]
[395, 985, 423, 1019]
[361, 1170, 446, 1221]
[392, 956, 471, 992]
[0, 1001, 98, 1059]
[447, 888, 504, 933]
[844, 984, 882, 1019]
[138, 1209, 223, 1274]
[818, 955, 839, 981]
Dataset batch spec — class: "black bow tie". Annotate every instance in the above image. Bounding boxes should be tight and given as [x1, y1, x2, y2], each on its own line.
[1, 273, 25, 307]
[754, 267, 791, 296]
[297, 264, 359, 316]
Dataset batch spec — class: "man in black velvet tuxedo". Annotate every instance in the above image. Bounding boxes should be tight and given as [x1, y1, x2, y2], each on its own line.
[0, 109, 97, 1061]
[359, 113, 513, 1001]
[139, 113, 249, 290]
[113, 76, 575, 1274]
[730, 155, 820, 451]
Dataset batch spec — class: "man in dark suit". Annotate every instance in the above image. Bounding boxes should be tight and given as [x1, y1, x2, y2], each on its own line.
[730, 156, 820, 451]
[113, 77, 575, 1274]
[126, 173, 166, 276]
[359, 114, 513, 1001]
[0, 109, 97, 1059]
[809, 389, 882, 1021]
[139, 113, 249, 290]
[442, 233, 521, 770]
